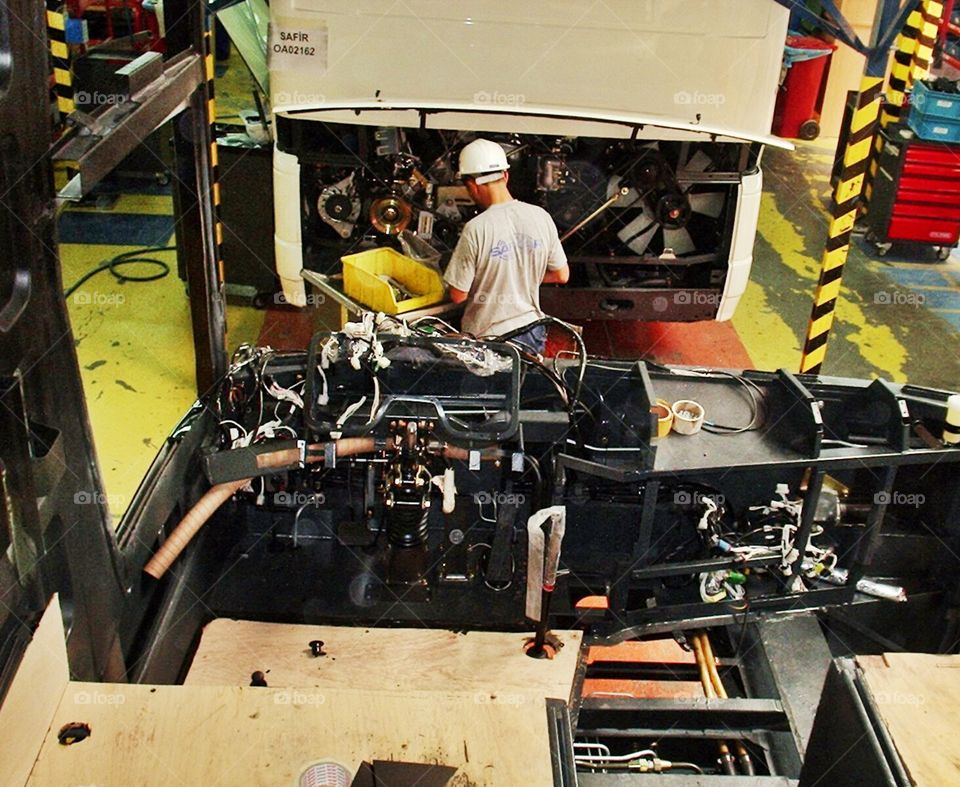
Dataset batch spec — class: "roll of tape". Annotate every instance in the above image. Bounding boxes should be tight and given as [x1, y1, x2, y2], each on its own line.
[671, 399, 705, 435]
[300, 761, 351, 787]
[945, 393, 960, 446]
[651, 398, 674, 438]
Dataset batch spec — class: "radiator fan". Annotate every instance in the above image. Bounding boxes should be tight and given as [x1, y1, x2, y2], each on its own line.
[611, 149, 726, 257]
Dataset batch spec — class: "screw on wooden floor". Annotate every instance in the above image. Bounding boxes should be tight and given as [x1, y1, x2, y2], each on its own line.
[309, 640, 326, 657]
[250, 671, 268, 687]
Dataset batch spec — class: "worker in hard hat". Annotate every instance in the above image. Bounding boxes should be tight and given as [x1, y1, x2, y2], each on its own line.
[444, 138, 569, 353]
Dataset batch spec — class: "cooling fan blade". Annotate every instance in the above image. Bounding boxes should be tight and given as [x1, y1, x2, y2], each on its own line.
[619, 188, 726, 257]
[662, 227, 696, 256]
[684, 149, 715, 174]
[688, 191, 725, 219]
[617, 203, 658, 255]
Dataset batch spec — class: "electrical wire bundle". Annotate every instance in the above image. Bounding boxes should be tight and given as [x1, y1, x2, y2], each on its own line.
[216, 344, 308, 451]
[704, 484, 838, 595]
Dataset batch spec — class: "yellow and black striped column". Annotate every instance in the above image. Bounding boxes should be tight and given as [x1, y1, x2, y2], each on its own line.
[45, 0, 75, 117]
[880, 8, 923, 128]
[203, 29, 227, 294]
[910, 0, 946, 83]
[800, 76, 885, 375]
[864, 8, 923, 212]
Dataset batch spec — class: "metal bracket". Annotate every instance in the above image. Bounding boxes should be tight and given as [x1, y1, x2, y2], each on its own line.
[53, 51, 204, 201]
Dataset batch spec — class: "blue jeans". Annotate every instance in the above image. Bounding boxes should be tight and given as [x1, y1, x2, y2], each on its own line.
[508, 324, 547, 353]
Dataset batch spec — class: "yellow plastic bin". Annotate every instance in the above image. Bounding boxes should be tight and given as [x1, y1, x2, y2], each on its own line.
[341, 247, 445, 315]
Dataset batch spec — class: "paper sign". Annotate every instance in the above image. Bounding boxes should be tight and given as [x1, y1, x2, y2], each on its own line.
[268, 21, 328, 75]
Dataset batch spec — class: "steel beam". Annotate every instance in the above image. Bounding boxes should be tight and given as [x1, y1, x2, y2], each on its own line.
[53, 52, 203, 201]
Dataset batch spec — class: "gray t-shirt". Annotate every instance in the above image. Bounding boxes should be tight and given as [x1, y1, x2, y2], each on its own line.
[443, 200, 567, 338]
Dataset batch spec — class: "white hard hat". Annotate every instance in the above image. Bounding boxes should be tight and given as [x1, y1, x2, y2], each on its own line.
[459, 139, 509, 184]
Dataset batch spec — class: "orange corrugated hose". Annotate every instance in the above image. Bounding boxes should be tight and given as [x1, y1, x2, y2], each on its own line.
[143, 437, 376, 579]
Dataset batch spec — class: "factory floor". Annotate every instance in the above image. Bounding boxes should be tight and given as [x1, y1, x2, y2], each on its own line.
[58, 58, 960, 526]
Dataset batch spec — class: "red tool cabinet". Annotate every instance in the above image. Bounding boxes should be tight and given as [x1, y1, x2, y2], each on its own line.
[866, 125, 960, 258]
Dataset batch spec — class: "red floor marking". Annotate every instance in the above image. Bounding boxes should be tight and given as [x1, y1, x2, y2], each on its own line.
[586, 640, 697, 665]
[547, 320, 754, 368]
[583, 678, 705, 700]
[256, 307, 317, 350]
[257, 309, 755, 369]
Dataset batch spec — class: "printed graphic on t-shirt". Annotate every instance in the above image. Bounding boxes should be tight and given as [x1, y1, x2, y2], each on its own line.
[517, 232, 542, 252]
[490, 239, 512, 261]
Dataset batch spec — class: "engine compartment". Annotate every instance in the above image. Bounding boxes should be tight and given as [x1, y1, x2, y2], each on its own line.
[277, 119, 761, 317]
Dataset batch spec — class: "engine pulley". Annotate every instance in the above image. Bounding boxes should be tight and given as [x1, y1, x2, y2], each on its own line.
[369, 195, 412, 235]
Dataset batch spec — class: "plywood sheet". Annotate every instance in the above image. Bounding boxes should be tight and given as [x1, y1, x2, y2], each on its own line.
[30, 683, 555, 786]
[0, 596, 69, 787]
[185, 618, 581, 701]
[859, 653, 960, 786]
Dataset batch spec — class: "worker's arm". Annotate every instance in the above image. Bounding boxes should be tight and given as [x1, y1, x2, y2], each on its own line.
[543, 217, 569, 284]
[444, 228, 476, 303]
[448, 286, 469, 304]
[542, 264, 570, 284]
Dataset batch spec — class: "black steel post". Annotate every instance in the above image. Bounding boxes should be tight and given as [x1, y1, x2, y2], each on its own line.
[165, 0, 227, 395]
[0, 0, 126, 680]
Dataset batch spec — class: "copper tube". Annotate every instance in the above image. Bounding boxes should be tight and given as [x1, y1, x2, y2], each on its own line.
[255, 436, 377, 471]
[435, 444, 502, 461]
[690, 633, 716, 698]
[144, 437, 377, 580]
[700, 633, 726, 699]
[691, 633, 736, 775]
[701, 633, 755, 774]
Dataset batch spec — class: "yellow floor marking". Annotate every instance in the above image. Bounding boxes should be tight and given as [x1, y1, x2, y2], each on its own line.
[743, 188, 909, 381]
[732, 278, 802, 371]
[62, 240, 264, 526]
